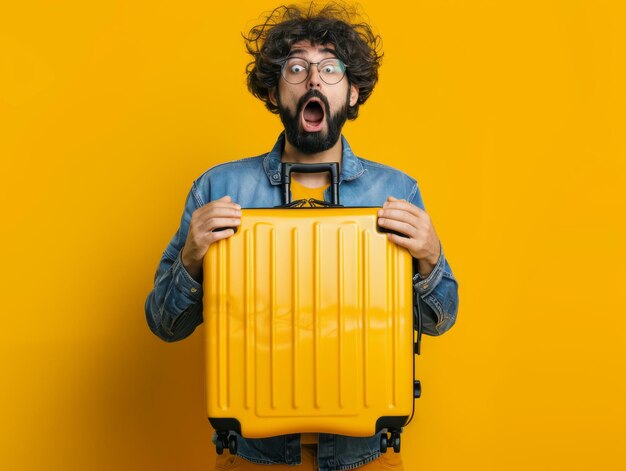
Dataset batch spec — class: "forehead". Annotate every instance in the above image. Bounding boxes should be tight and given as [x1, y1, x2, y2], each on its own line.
[288, 40, 337, 58]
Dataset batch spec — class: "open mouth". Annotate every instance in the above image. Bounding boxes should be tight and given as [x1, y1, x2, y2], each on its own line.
[301, 98, 325, 132]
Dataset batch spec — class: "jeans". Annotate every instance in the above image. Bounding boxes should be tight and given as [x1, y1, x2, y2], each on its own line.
[215, 446, 404, 471]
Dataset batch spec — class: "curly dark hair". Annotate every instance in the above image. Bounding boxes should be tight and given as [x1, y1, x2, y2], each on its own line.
[244, 2, 383, 120]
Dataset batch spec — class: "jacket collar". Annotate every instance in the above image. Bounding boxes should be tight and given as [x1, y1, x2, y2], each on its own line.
[263, 133, 366, 186]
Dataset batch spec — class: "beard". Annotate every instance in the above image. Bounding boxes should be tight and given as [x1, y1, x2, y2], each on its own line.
[277, 88, 349, 154]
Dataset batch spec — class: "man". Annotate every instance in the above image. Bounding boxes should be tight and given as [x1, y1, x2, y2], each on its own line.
[146, 3, 458, 470]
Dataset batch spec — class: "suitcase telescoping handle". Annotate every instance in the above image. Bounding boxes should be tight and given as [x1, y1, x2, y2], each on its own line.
[281, 162, 340, 205]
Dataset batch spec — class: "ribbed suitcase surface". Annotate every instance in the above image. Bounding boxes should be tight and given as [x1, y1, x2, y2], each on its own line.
[204, 207, 414, 438]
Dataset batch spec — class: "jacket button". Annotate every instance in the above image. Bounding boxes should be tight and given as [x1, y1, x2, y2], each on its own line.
[190, 287, 198, 293]
[272, 174, 279, 180]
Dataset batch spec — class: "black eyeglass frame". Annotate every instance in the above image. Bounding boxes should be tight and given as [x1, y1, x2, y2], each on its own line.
[279, 57, 348, 85]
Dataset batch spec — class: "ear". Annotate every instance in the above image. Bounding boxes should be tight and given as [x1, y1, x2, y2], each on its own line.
[349, 84, 359, 107]
[269, 87, 278, 107]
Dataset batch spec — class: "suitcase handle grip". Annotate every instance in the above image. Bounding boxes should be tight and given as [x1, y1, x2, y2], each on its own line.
[281, 162, 340, 205]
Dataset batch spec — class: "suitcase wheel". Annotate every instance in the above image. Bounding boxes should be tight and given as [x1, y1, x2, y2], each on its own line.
[216, 438, 224, 455]
[215, 432, 229, 455]
[391, 432, 401, 453]
[380, 433, 388, 453]
[228, 435, 238, 455]
[381, 431, 401, 454]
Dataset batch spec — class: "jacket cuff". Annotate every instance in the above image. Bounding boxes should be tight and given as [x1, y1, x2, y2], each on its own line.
[172, 251, 203, 301]
[412, 245, 445, 297]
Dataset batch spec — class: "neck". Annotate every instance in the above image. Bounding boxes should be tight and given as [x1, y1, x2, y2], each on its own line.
[281, 135, 343, 188]
[281, 135, 343, 165]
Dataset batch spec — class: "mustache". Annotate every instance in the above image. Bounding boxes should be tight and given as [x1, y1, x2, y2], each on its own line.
[296, 90, 330, 116]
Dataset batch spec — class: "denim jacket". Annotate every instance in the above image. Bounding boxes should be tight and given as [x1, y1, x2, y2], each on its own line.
[145, 133, 459, 470]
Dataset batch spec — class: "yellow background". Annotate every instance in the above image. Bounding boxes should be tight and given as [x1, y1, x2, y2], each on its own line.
[1, 0, 624, 469]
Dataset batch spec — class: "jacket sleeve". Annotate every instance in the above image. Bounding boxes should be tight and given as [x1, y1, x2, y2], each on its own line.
[408, 183, 459, 336]
[145, 183, 205, 342]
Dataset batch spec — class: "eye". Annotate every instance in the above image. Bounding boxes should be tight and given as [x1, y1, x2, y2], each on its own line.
[284, 58, 308, 75]
[320, 59, 343, 75]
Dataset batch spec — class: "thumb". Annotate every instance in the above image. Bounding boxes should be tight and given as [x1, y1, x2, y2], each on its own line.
[216, 195, 232, 202]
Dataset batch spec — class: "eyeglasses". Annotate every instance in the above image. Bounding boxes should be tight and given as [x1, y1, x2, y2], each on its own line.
[280, 57, 347, 85]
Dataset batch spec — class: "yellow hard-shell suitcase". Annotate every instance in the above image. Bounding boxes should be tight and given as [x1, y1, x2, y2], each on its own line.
[204, 163, 422, 455]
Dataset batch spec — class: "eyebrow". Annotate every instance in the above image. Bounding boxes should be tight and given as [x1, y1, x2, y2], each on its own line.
[287, 47, 337, 58]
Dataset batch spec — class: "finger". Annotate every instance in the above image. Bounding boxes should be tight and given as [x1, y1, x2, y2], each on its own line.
[197, 222, 239, 246]
[383, 198, 423, 217]
[200, 196, 241, 211]
[385, 195, 410, 205]
[208, 200, 241, 210]
[384, 202, 423, 218]
[386, 232, 415, 252]
[213, 195, 241, 209]
[207, 206, 242, 218]
[195, 205, 242, 223]
[205, 217, 242, 232]
[383, 195, 403, 207]
[207, 228, 237, 244]
[377, 208, 422, 227]
[377, 217, 418, 238]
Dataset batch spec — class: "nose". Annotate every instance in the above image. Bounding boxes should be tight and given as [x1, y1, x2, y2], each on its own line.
[306, 66, 322, 89]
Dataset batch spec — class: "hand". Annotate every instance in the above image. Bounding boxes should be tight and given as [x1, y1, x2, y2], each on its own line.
[181, 196, 241, 281]
[377, 196, 440, 277]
